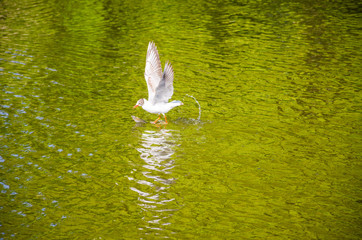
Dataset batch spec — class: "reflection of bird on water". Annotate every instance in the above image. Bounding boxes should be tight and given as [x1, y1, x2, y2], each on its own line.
[128, 129, 178, 235]
[133, 42, 183, 124]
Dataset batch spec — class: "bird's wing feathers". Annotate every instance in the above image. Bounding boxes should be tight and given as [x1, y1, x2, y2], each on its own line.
[144, 42, 162, 103]
[153, 61, 174, 104]
[144, 42, 175, 104]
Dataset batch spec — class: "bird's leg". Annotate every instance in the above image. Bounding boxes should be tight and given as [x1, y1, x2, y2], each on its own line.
[152, 115, 161, 124]
[163, 114, 168, 124]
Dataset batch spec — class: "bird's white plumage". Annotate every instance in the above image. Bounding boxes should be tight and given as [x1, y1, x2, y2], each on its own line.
[155, 61, 174, 104]
[144, 42, 174, 105]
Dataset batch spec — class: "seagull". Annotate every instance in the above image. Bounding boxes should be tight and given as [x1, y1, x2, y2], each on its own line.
[133, 42, 183, 124]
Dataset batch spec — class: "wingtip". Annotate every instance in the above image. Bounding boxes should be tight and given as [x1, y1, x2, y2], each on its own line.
[147, 41, 158, 57]
[148, 41, 156, 49]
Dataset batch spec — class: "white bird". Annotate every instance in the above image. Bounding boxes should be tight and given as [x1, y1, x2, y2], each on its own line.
[133, 42, 183, 124]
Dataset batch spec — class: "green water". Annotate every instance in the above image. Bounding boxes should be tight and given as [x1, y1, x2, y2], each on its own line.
[1, 0, 361, 239]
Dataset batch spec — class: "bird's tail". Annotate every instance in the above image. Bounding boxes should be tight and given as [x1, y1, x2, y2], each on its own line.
[171, 100, 183, 106]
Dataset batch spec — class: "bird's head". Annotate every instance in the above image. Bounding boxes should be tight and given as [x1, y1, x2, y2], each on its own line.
[133, 98, 145, 109]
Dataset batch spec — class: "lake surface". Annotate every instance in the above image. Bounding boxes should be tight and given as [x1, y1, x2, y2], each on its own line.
[1, 0, 361, 239]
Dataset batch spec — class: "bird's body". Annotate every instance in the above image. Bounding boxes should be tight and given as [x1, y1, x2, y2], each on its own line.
[142, 100, 183, 114]
[134, 42, 183, 124]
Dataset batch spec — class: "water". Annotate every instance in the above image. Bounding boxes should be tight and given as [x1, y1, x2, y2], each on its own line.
[1, 0, 361, 239]
[186, 95, 202, 121]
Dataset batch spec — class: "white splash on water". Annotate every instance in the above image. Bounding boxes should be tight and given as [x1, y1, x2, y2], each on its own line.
[186, 94, 201, 121]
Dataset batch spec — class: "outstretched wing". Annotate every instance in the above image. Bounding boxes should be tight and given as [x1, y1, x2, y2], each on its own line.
[153, 61, 174, 104]
[144, 42, 162, 103]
